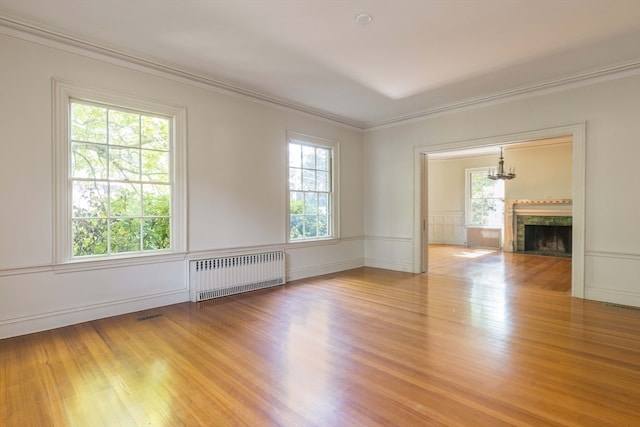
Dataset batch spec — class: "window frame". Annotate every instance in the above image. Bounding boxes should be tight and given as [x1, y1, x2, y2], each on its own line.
[286, 131, 340, 244]
[465, 167, 505, 228]
[53, 80, 187, 266]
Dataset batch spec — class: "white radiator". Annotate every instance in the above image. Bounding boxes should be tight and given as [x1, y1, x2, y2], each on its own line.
[190, 251, 285, 302]
[466, 227, 502, 249]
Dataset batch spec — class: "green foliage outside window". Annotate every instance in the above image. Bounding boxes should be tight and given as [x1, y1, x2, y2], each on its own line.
[70, 101, 171, 257]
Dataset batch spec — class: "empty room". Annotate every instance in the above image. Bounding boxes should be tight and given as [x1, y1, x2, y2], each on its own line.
[1, 1, 640, 425]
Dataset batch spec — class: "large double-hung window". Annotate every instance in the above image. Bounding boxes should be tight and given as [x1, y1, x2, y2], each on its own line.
[55, 82, 186, 263]
[287, 132, 339, 242]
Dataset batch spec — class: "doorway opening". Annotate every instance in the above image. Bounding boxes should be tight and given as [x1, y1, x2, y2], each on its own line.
[414, 124, 585, 298]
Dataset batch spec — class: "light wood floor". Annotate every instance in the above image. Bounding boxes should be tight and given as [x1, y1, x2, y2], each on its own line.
[2, 245, 640, 426]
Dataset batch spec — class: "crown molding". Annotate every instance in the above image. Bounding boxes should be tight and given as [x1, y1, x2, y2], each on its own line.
[2, 14, 638, 133]
[364, 59, 640, 131]
[0, 15, 366, 130]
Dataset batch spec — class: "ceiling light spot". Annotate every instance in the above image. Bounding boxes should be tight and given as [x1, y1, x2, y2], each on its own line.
[355, 13, 372, 25]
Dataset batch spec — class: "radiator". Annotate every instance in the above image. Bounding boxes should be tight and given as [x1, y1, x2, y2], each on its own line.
[190, 251, 285, 302]
[466, 227, 502, 249]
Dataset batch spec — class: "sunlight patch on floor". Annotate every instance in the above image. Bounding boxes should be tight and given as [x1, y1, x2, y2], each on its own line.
[453, 249, 496, 258]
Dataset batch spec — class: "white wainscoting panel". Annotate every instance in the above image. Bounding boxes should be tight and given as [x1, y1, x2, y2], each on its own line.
[428, 211, 465, 245]
[285, 237, 364, 281]
[585, 251, 640, 307]
[364, 236, 414, 272]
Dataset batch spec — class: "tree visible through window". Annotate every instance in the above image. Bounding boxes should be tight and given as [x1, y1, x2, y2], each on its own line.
[468, 168, 505, 227]
[288, 141, 332, 241]
[70, 101, 171, 257]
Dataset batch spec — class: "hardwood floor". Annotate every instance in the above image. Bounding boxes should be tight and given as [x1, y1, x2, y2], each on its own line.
[428, 244, 572, 293]
[2, 246, 640, 426]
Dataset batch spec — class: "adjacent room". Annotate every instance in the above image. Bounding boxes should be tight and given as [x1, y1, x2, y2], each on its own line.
[1, 1, 639, 425]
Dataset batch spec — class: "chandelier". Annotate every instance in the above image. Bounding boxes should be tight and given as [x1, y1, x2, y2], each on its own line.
[488, 147, 516, 180]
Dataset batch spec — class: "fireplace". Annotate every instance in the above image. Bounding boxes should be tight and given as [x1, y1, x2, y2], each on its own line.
[504, 199, 573, 256]
[516, 215, 572, 257]
[524, 224, 572, 255]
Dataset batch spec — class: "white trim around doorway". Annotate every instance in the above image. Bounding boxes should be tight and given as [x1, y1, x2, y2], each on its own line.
[413, 123, 586, 298]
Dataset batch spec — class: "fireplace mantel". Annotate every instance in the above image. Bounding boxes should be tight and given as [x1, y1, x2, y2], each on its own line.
[504, 199, 572, 252]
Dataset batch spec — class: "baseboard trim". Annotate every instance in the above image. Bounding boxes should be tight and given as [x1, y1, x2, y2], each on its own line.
[585, 288, 640, 308]
[287, 258, 364, 282]
[0, 290, 189, 339]
[364, 257, 414, 273]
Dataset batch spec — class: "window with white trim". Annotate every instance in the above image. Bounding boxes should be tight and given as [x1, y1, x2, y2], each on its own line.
[287, 133, 339, 242]
[54, 82, 186, 262]
[466, 167, 505, 227]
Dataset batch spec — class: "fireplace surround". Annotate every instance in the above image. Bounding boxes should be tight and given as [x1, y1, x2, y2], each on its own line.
[504, 199, 572, 257]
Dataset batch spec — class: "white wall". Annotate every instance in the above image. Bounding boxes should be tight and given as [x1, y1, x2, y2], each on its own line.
[365, 74, 640, 307]
[0, 31, 364, 338]
[504, 143, 572, 201]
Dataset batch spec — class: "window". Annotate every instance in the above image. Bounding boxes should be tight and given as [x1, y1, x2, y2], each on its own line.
[54, 82, 186, 263]
[466, 167, 505, 227]
[287, 133, 338, 242]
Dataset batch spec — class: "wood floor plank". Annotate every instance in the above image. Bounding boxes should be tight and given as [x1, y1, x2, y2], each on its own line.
[2, 245, 640, 426]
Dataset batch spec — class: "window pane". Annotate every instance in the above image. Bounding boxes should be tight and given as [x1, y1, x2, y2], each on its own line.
[305, 193, 318, 214]
[73, 218, 108, 256]
[316, 170, 328, 191]
[109, 147, 140, 181]
[316, 149, 328, 171]
[143, 217, 170, 250]
[110, 218, 141, 253]
[486, 199, 505, 227]
[143, 184, 170, 217]
[302, 145, 315, 169]
[141, 149, 169, 182]
[109, 110, 140, 147]
[318, 193, 329, 215]
[305, 215, 318, 237]
[73, 181, 107, 218]
[290, 191, 304, 214]
[72, 142, 108, 179]
[289, 143, 301, 168]
[318, 215, 329, 237]
[471, 172, 490, 198]
[71, 103, 107, 144]
[141, 115, 169, 150]
[289, 168, 301, 191]
[290, 214, 304, 240]
[302, 169, 315, 191]
[110, 183, 141, 217]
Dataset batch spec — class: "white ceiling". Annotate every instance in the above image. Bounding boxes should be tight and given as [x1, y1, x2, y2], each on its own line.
[1, 0, 639, 128]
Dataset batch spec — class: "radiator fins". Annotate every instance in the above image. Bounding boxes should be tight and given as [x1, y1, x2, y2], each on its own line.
[189, 251, 285, 302]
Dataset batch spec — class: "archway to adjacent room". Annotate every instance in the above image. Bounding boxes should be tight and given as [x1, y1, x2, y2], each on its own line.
[414, 123, 586, 298]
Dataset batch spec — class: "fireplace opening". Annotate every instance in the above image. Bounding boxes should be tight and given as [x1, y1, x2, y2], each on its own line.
[524, 225, 572, 256]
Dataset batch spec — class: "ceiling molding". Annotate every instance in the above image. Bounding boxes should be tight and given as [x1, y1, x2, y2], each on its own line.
[364, 60, 640, 131]
[2, 14, 638, 133]
[0, 15, 367, 130]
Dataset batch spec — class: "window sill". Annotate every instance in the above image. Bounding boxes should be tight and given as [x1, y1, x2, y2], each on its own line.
[285, 237, 341, 249]
[53, 251, 188, 274]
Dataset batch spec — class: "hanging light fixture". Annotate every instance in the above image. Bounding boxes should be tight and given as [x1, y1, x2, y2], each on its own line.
[488, 147, 516, 180]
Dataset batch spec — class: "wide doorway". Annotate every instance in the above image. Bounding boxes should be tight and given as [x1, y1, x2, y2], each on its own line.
[415, 124, 585, 297]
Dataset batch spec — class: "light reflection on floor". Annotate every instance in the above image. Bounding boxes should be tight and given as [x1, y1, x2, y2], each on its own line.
[283, 302, 343, 422]
[453, 248, 496, 258]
